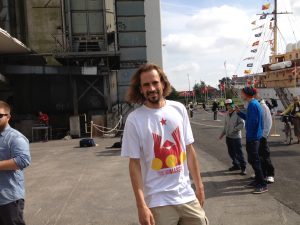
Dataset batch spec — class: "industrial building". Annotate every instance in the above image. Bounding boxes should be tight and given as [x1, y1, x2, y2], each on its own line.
[0, 0, 163, 140]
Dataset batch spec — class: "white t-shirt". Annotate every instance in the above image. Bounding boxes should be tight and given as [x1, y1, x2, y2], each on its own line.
[121, 100, 196, 208]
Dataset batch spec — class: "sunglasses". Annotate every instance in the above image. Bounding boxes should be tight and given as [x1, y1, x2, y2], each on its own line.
[0, 114, 8, 118]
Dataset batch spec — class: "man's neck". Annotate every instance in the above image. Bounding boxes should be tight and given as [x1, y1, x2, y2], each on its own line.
[144, 99, 166, 109]
[0, 124, 9, 134]
[247, 97, 254, 102]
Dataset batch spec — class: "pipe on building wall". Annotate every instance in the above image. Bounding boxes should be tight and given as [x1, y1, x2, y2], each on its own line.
[60, 0, 66, 51]
[103, 0, 107, 51]
[66, 0, 72, 51]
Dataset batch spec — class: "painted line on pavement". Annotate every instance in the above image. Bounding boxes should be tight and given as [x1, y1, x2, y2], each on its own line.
[191, 121, 223, 128]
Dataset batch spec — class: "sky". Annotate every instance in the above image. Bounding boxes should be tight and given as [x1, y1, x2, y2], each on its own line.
[160, 0, 300, 91]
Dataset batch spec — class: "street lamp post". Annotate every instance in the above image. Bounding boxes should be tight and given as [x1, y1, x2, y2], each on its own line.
[188, 74, 191, 102]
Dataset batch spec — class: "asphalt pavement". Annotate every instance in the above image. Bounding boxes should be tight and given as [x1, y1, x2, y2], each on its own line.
[191, 108, 300, 217]
[23, 108, 300, 225]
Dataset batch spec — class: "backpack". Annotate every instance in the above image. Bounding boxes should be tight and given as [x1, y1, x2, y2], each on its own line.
[79, 138, 95, 147]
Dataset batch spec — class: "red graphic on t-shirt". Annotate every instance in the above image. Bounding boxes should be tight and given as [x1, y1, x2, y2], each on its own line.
[151, 127, 186, 171]
[160, 118, 167, 126]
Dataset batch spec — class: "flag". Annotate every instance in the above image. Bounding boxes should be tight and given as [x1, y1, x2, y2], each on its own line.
[251, 49, 258, 53]
[251, 20, 256, 25]
[243, 57, 255, 60]
[244, 70, 251, 74]
[262, 3, 271, 10]
[255, 32, 262, 37]
[247, 63, 253, 67]
[252, 25, 264, 30]
[220, 83, 225, 91]
[260, 14, 267, 20]
[266, 39, 274, 45]
[252, 41, 259, 46]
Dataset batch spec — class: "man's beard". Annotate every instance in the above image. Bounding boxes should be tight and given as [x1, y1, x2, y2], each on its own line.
[0, 123, 7, 132]
[146, 90, 161, 104]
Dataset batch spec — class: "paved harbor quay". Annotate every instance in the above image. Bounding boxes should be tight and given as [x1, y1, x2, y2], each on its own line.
[24, 109, 300, 225]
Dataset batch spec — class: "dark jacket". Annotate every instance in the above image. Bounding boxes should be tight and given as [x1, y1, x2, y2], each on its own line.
[212, 102, 219, 112]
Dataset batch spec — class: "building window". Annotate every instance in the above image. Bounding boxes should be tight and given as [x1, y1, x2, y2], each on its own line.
[296, 53, 299, 59]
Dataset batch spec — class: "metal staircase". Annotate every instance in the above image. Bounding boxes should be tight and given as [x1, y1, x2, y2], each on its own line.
[274, 87, 293, 109]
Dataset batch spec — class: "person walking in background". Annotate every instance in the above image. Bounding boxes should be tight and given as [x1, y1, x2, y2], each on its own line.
[188, 102, 194, 118]
[255, 94, 275, 184]
[219, 100, 225, 110]
[219, 99, 246, 175]
[202, 102, 206, 111]
[212, 99, 219, 120]
[0, 101, 31, 225]
[236, 87, 268, 194]
[121, 63, 208, 225]
[280, 96, 300, 144]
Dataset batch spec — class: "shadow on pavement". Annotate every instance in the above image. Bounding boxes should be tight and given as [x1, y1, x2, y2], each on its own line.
[270, 150, 300, 157]
[195, 170, 252, 199]
[200, 178, 252, 199]
[95, 149, 121, 156]
[201, 170, 242, 177]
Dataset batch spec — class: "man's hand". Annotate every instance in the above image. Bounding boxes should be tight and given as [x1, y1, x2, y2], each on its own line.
[195, 186, 205, 207]
[219, 134, 224, 140]
[138, 205, 155, 225]
[235, 105, 240, 113]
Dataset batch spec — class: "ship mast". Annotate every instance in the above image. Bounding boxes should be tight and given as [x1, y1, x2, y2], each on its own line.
[273, 0, 278, 55]
[271, 0, 292, 56]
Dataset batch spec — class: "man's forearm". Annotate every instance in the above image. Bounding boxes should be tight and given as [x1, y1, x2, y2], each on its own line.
[129, 158, 147, 208]
[186, 144, 204, 190]
[0, 159, 19, 170]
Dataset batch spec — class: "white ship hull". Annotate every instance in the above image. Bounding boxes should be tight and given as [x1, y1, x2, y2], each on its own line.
[257, 87, 300, 111]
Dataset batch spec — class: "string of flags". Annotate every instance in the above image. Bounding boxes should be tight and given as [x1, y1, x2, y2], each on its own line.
[243, 57, 255, 61]
[255, 32, 262, 37]
[243, 2, 274, 75]
[262, 3, 271, 10]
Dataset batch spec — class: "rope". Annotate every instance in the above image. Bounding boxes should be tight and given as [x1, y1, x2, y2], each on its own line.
[91, 116, 123, 135]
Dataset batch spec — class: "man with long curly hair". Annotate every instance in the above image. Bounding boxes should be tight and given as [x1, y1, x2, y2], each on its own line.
[121, 63, 208, 225]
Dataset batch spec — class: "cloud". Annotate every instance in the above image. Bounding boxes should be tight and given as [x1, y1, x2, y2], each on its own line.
[161, 1, 300, 91]
[162, 4, 252, 90]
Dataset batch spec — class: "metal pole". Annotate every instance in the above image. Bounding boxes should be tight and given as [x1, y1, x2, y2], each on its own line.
[187, 74, 191, 103]
[274, 0, 278, 55]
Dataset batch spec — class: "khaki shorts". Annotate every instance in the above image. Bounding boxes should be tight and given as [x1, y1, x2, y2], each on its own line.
[150, 200, 209, 225]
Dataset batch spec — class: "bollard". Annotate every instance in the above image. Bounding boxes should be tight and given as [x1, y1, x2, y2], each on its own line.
[90, 121, 93, 138]
[270, 115, 280, 137]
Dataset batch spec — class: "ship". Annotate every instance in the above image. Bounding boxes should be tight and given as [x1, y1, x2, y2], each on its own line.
[233, 0, 300, 111]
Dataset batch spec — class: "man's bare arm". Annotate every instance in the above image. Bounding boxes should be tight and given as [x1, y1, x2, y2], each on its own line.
[129, 158, 155, 225]
[0, 159, 19, 170]
[186, 144, 205, 207]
